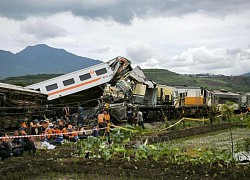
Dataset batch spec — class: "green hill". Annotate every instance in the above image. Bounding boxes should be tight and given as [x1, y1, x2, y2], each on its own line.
[243, 72, 250, 77]
[0, 74, 62, 86]
[143, 69, 250, 92]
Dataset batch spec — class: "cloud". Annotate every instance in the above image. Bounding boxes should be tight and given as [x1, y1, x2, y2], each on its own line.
[125, 41, 156, 63]
[169, 46, 250, 75]
[0, 2, 249, 76]
[20, 18, 67, 39]
[1, 0, 250, 24]
[125, 42, 250, 75]
[88, 46, 112, 54]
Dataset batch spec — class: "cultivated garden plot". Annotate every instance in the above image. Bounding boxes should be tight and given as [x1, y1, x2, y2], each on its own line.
[170, 128, 250, 151]
[1, 124, 250, 179]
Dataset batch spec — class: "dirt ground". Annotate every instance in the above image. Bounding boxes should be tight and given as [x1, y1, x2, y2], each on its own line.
[0, 149, 249, 180]
[0, 124, 250, 179]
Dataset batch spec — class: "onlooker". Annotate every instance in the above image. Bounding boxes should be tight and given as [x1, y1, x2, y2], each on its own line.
[20, 130, 36, 154]
[68, 126, 79, 142]
[78, 124, 87, 139]
[0, 139, 11, 160]
[78, 104, 84, 125]
[0, 131, 11, 160]
[10, 131, 24, 156]
[20, 119, 28, 131]
[53, 126, 64, 144]
[127, 108, 134, 126]
[137, 110, 145, 129]
[30, 119, 39, 135]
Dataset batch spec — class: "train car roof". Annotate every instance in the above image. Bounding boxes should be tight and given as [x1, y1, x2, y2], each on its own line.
[0, 82, 47, 95]
[25, 62, 107, 87]
[211, 90, 240, 96]
[174, 86, 202, 89]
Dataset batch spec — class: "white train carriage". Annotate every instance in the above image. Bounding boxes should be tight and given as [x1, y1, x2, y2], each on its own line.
[241, 92, 250, 109]
[25, 57, 126, 101]
[209, 90, 241, 111]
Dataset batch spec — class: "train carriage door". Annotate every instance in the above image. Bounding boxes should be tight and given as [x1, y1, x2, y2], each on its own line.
[180, 92, 185, 106]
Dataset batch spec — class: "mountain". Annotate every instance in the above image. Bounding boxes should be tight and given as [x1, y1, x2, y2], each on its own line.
[0, 44, 101, 79]
[242, 72, 250, 77]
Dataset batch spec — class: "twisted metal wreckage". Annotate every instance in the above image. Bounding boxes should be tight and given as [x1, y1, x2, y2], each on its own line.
[1, 56, 250, 129]
[25, 56, 158, 124]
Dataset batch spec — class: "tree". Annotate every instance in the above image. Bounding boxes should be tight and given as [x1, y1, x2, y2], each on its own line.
[221, 101, 234, 122]
[208, 105, 217, 125]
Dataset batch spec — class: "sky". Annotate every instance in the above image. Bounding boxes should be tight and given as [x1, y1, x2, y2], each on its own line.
[0, 0, 250, 75]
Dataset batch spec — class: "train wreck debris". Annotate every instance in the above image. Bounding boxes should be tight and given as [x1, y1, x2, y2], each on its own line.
[0, 83, 47, 129]
[0, 56, 250, 129]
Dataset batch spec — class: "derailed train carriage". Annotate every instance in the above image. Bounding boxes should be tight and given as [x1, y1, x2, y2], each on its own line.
[0, 56, 249, 128]
[241, 92, 250, 112]
[25, 56, 247, 123]
[0, 83, 47, 129]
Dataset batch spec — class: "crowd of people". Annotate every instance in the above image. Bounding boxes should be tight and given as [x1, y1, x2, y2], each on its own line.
[0, 128, 36, 160]
[0, 107, 110, 160]
[0, 117, 83, 160]
[0, 104, 145, 161]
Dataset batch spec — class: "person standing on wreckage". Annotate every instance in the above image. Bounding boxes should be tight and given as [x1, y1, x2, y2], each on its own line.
[77, 104, 84, 125]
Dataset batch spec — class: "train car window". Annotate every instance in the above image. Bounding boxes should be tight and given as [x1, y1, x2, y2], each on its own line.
[46, 83, 58, 91]
[63, 78, 75, 86]
[79, 73, 91, 81]
[95, 68, 107, 76]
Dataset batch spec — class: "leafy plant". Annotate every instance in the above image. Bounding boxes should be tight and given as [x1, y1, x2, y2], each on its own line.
[221, 102, 234, 122]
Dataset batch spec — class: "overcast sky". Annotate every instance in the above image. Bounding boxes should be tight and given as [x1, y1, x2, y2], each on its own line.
[0, 0, 250, 75]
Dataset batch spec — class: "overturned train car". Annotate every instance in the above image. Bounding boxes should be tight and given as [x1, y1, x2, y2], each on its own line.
[0, 83, 47, 129]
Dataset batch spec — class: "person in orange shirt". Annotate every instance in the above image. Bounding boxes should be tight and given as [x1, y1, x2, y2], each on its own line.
[98, 110, 111, 143]
[98, 111, 106, 136]
[68, 126, 79, 142]
[62, 125, 69, 139]
[45, 125, 54, 141]
[54, 126, 64, 144]
[20, 119, 28, 131]
[103, 111, 111, 144]
[247, 106, 250, 114]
